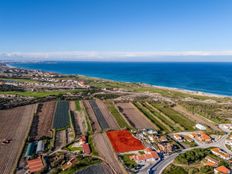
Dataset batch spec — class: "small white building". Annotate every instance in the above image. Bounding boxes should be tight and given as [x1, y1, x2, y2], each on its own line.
[195, 123, 207, 130]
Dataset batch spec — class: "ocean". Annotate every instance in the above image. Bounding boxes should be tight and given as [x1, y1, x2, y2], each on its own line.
[11, 61, 232, 96]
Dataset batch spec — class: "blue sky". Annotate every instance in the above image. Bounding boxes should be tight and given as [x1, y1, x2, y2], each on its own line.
[0, 0, 232, 60]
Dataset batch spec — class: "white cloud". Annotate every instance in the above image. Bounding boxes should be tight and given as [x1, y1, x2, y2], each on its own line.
[1, 51, 232, 62]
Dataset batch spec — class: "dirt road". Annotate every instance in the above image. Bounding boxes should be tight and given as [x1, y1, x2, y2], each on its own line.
[94, 133, 127, 174]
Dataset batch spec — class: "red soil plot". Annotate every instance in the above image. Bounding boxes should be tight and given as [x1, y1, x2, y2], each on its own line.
[107, 130, 145, 153]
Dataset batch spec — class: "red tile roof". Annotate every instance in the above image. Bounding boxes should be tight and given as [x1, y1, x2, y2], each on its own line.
[82, 143, 91, 154]
[27, 157, 44, 173]
[215, 166, 230, 174]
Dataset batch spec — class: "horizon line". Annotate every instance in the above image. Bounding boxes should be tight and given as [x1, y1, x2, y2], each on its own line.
[1, 50, 232, 62]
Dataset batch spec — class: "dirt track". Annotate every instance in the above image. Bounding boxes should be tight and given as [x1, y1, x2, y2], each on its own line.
[0, 104, 36, 174]
[116, 102, 155, 129]
[93, 133, 127, 174]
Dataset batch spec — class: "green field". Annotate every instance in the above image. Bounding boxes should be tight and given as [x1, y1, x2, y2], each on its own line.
[143, 102, 184, 132]
[0, 89, 84, 98]
[151, 103, 195, 131]
[105, 100, 131, 129]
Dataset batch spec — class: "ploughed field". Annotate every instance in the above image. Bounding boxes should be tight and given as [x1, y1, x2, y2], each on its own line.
[0, 105, 36, 174]
[107, 130, 145, 153]
[52, 100, 70, 129]
[116, 102, 156, 129]
[30, 101, 56, 139]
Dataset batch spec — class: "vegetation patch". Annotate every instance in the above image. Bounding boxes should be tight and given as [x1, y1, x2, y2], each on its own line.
[105, 100, 131, 129]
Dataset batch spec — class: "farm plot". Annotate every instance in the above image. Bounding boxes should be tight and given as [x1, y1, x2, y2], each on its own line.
[52, 100, 70, 129]
[94, 133, 127, 174]
[76, 163, 114, 174]
[107, 130, 145, 153]
[105, 100, 131, 129]
[54, 130, 67, 150]
[88, 100, 110, 130]
[70, 110, 82, 138]
[83, 100, 101, 132]
[69, 100, 82, 138]
[36, 101, 56, 139]
[0, 104, 36, 174]
[151, 103, 195, 131]
[116, 102, 156, 129]
[95, 100, 119, 129]
[144, 102, 184, 131]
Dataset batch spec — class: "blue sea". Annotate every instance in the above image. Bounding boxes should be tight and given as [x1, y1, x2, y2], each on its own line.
[11, 61, 232, 96]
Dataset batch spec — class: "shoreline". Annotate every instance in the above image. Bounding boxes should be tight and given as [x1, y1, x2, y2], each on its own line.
[7, 63, 232, 99]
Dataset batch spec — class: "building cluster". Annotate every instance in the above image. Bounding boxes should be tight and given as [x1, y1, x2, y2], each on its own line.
[200, 147, 232, 174]
[129, 147, 159, 163]
[136, 129, 179, 155]
[174, 131, 212, 145]
[24, 140, 46, 173]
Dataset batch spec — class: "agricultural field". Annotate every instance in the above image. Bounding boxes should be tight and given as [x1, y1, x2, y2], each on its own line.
[70, 101, 82, 139]
[105, 100, 131, 129]
[134, 102, 184, 133]
[107, 130, 145, 153]
[93, 133, 127, 174]
[179, 101, 231, 124]
[53, 100, 70, 129]
[0, 104, 36, 174]
[151, 102, 195, 131]
[116, 102, 156, 129]
[55, 130, 67, 150]
[83, 100, 101, 132]
[95, 99, 119, 129]
[88, 100, 110, 130]
[35, 101, 56, 139]
[76, 163, 114, 174]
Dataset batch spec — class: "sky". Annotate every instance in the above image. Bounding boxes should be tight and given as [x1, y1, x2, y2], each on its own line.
[0, 0, 232, 61]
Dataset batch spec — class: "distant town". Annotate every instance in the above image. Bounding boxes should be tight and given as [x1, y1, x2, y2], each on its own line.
[1, 63, 232, 174]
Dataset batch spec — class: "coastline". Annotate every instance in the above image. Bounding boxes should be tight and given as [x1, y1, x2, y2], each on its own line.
[7, 63, 232, 99]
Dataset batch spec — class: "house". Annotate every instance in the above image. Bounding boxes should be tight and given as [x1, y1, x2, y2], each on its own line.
[36, 140, 45, 154]
[196, 123, 207, 130]
[173, 134, 183, 141]
[129, 148, 159, 163]
[204, 156, 219, 167]
[197, 132, 211, 143]
[211, 148, 231, 160]
[27, 157, 45, 173]
[226, 140, 232, 146]
[214, 166, 231, 174]
[61, 158, 76, 171]
[184, 135, 194, 142]
[82, 143, 91, 155]
[79, 135, 87, 145]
